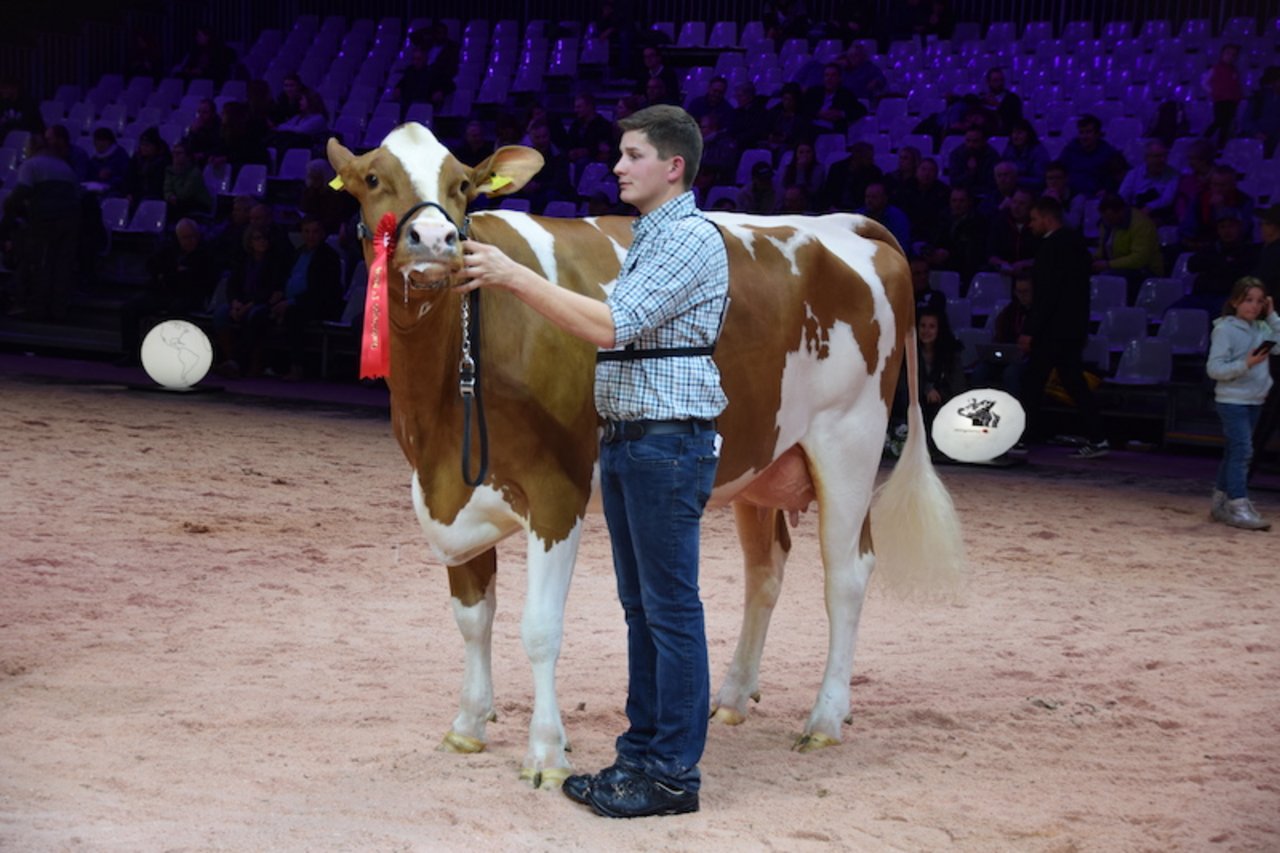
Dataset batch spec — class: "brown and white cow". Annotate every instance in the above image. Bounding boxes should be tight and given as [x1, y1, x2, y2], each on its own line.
[327, 123, 964, 788]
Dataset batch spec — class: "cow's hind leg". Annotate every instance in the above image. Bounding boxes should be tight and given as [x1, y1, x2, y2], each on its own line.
[441, 549, 498, 754]
[712, 504, 791, 725]
[795, 436, 880, 752]
[517, 520, 583, 788]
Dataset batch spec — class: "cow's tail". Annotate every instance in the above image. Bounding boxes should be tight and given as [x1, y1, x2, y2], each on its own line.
[871, 324, 967, 599]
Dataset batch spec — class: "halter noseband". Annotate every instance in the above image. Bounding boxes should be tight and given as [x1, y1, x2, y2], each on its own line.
[357, 200, 472, 245]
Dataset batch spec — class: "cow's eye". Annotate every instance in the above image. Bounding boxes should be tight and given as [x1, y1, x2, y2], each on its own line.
[365, 174, 379, 189]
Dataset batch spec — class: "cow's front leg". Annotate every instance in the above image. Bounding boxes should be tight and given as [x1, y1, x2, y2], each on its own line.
[441, 549, 498, 754]
[517, 520, 583, 788]
[713, 504, 791, 725]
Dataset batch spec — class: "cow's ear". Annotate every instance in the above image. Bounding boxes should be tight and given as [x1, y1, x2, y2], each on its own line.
[470, 146, 546, 198]
[327, 138, 355, 187]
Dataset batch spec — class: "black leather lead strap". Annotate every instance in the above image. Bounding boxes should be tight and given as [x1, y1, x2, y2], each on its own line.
[595, 344, 716, 362]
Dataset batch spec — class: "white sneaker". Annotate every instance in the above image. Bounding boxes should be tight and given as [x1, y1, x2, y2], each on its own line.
[1223, 498, 1271, 531]
[1210, 489, 1228, 522]
[1073, 440, 1110, 459]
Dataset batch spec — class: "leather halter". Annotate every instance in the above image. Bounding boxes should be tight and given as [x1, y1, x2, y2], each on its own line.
[357, 199, 488, 488]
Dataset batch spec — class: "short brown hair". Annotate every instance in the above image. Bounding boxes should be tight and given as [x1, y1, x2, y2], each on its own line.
[1223, 276, 1267, 316]
[617, 104, 702, 189]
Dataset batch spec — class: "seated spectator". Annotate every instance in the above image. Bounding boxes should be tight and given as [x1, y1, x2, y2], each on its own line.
[780, 140, 825, 201]
[0, 76, 44, 138]
[271, 74, 303, 126]
[765, 83, 813, 160]
[127, 127, 171, 207]
[1240, 65, 1280, 158]
[737, 161, 779, 214]
[565, 93, 612, 170]
[695, 112, 738, 193]
[635, 45, 680, 103]
[910, 256, 948, 315]
[1058, 114, 1127, 198]
[729, 81, 769, 151]
[779, 184, 813, 213]
[182, 98, 221, 167]
[117, 219, 218, 363]
[86, 127, 132, 195]
[1174, 208, 1259, 314]
[971, 273, 1033, 396]
[924, 186, 988, 288]
[858, 181, 911, 253]
[4, 135, 80, 320]
[803, 63, 867, 134]
[837, 44, 886, 102]
[1173, 138, 1216, 224]
[220, 101, 272, 168]
[175, 26, 237, 84]
[299, 159, 357, 236]
[264, 216, 344, 380]
[44, 124, 90, 181]
[946, 127, 1000, 196]
[883, 145, 921, 202]
[1181, 164, 1255, 249]
[819, 140, 882, 212]
[986, 187, 1038, 277]
[980, 67, 1023, 134]
[687, 75, 733, 129]
[212, 224, 292, 376]
[1117, 140, 1179, 224]
[451, 120, 494, 165]
[268, 88, 328, 152]
[1094, 194, 1164, 298]
[1041, 161, 1087, 231]
[208, 194, 255, 271]
[163, 142, 212, 219]
[1257, 204, 1280, 297]
[1000, 119, 1049, 191]
[641, 75, 675, 109]
[902, 156, 951, 254]
[394, 23, 460, 116]
[979, 160, 1021, 217]
[1147, 100, 1190, 148]
[515, 117, 573, 213]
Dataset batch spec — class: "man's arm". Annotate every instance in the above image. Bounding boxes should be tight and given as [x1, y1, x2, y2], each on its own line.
[456, 239, 616, 348]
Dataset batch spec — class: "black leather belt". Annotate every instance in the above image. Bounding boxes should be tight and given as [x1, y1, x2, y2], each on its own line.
[601, 419, 716, 443]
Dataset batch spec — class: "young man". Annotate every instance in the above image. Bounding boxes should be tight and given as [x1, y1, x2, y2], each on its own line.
[458, 104, 729, 818]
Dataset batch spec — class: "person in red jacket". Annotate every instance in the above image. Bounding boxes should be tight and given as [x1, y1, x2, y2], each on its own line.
[1204, 44, 1244, 149]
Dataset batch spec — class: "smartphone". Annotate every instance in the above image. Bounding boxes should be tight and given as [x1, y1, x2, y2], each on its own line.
[1254, 341, 1277, 356]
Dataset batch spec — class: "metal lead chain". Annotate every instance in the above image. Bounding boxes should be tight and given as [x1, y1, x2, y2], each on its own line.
[458, 294, 476, 398]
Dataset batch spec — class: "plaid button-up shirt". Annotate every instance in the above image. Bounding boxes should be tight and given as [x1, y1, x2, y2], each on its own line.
[595, 191, 730, 421]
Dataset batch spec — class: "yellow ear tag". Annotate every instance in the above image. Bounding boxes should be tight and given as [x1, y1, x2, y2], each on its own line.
[328, 176, 345, 190]
[483, 175, 513, 192]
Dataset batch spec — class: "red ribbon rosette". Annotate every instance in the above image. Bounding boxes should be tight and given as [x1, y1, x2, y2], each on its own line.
[360, 212, 398, 379]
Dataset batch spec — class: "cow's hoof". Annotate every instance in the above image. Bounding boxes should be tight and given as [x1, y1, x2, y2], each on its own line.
[520, 766, 570, 789]
[793, 731, 839, 752]
[439, 730, 486, 754]
[710, 706, 746, 726]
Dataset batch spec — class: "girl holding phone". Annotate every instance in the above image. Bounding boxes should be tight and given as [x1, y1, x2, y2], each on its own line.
[1206, 277, 1280, 530]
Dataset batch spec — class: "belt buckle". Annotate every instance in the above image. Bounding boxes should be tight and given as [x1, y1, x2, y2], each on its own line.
[603, 421, 618, 443]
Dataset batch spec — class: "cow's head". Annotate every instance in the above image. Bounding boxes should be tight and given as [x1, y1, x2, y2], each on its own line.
[327, 123, 545, 287]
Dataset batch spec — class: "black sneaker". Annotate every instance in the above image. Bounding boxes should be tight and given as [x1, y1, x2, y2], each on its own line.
[562, 763, 632, 806]
[587, 767, 699, 818]
[1073, 440, 1110, 459]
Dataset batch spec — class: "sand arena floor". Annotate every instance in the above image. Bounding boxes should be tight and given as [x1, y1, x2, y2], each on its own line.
[1, 373, 1277, 852]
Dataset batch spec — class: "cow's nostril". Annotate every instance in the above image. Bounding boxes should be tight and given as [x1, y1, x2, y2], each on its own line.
[444, 231, 457, 245]
[408, 228, 421, 245]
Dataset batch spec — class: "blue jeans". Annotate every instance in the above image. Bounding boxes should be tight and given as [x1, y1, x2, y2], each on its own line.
[1215, 402, 1262, 499]
[599, 425, 718, 793]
